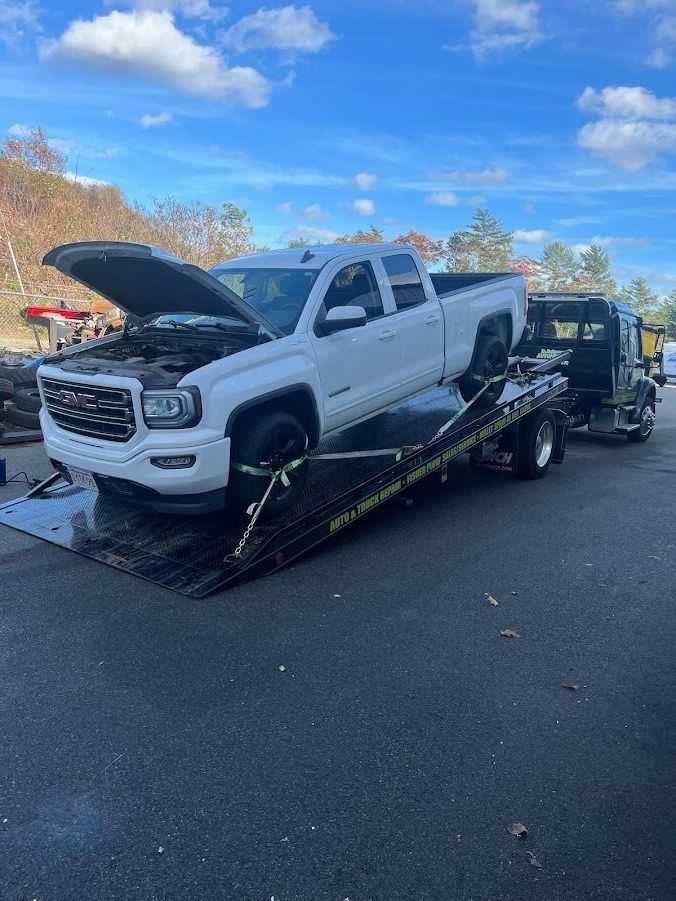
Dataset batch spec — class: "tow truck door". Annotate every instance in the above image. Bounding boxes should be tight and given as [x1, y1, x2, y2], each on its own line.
[617, 313, 642, 400]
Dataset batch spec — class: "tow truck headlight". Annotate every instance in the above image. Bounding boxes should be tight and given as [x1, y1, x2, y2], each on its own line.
[141, 388, 201, 428]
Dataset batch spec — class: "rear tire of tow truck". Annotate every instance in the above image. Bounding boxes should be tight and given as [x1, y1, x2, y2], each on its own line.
[458, 334, 509, 408]
[517, 410, 556, 479]
[229, 411, 309, 518]
[627, 400, 655, 443]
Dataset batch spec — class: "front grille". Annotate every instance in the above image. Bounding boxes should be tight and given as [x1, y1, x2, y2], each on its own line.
[41, 377, 136, 442]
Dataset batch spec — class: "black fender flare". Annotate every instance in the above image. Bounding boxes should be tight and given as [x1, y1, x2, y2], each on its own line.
[224, 384, 321, 448]
[467, 310, 514, 364]
[631, 377, 657, 422]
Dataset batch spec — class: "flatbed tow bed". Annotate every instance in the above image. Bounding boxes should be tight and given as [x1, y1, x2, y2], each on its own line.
[0, 356, 569, 598]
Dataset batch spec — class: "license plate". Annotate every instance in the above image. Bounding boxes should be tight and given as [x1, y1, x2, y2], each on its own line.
[67, 467, 99, 492]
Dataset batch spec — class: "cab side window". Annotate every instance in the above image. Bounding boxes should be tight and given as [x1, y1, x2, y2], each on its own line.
[321, 262, 384, 321]
[382, 254, 427, 311]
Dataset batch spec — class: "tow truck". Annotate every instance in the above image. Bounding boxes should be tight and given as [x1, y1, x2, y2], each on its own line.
[0, 292, 662, 599]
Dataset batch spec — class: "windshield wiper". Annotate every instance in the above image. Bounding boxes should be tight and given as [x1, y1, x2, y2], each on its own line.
[147, 319, 201, 332]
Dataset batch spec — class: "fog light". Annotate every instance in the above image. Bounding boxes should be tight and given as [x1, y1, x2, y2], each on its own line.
[150, 455, 196, 469]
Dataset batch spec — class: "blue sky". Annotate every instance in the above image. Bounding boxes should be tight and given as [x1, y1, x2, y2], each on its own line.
[1, 0, 676, 291]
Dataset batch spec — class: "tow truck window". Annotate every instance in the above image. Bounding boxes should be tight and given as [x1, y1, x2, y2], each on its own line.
[382, 254, 427, 311]
[533, 301, 583, 341]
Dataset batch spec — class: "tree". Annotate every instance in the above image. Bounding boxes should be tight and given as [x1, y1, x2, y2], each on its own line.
[335, 226, 384, 244]
[619, 277, 659, 316]
[660, 290, 676, 339]
[538, 241, 579, 291]
[508, 255, 542, 290]
[445, 209, 513, 272]
[286, 237, 311, 248]
[394, 229, 444, 266]
[579, 244, 617, 297]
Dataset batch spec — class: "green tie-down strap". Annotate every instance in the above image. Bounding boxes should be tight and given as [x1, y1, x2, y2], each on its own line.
[472, 371, 507, 383]
[231, 455, 308, 479]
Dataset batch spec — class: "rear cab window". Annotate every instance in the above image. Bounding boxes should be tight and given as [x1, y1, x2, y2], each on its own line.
[382, 254, 427, 311]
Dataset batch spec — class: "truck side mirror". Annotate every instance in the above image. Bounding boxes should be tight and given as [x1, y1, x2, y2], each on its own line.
[317, 306, 367, 336]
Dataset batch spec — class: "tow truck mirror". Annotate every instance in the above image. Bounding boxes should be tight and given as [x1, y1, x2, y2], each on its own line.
[318, 306, 367, 336]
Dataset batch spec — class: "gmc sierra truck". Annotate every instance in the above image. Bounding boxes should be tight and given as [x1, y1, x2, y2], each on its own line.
[37, 241, 527, 515]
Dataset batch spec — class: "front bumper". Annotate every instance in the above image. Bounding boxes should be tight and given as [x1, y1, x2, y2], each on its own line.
[41, 409, 231, 509]
[50, 459, 227, 514]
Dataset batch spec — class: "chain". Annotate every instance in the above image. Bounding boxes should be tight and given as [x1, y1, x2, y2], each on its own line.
[225, 464, 295, 563]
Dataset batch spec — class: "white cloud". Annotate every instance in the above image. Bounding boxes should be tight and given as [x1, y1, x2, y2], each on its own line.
[42, 10, 271, 107]
[276, 201, 293, 214]
[300, 203, 327, 221]
[281, 224, 338, 244]
[442, 166, 510, 186]
[457, 0, 542, 58]
[64, 171, 111, 187]
[351, 198, 375, 216]
[577, 85, 676, 171]
[577, 85, 676, 120]
[0, 0, 39, 48]
[612, 0, 676, 68]
[514, 228, 552, 244]
[353, 172, 378, 190]
[7, 122, 31, 137]
[426, 191, 460, 206]
[106, 0, 229, 21]
[555, 215, 603, 227]
[221, 5, 334, 53]
[49, 137, 118, 160]
[571, 235, 648, 255]
[138, 111, 173, 128]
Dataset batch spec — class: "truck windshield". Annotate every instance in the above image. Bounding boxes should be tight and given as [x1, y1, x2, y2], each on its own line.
[210, 266, 320, 335]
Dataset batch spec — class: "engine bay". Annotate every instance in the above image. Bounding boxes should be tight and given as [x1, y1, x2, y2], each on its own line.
[46, 332, 257, 387]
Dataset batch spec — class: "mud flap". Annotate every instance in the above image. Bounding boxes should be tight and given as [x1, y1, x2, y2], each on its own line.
[470, 428, 519, 474]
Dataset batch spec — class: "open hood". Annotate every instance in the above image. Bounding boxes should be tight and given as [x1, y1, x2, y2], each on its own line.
[42, 242, 282, 339]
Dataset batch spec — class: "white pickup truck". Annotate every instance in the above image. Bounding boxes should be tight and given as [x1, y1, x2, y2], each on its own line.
[37, 241, 527, 515]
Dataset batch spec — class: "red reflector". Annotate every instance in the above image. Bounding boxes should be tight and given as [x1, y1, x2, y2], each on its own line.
[274, 552, 285, 567]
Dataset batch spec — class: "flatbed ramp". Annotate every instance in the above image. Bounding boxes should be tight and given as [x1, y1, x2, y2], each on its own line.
[0, 369, 568, 598]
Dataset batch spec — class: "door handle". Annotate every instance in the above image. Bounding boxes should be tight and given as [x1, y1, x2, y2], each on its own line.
[425, 314, 441, 324]
[378, 329, 397, 340]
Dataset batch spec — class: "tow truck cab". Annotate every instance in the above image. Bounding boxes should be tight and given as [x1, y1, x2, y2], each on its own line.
[516, 293, 663, 441]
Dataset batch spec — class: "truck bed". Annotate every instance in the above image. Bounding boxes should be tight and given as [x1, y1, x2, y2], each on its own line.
[430, 272, 517, 298]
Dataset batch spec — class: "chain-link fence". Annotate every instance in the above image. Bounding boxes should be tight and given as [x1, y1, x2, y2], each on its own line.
[0, 288, 92, 353]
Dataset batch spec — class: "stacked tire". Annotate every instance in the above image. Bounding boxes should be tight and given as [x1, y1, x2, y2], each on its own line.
[0, 365, 42, 432]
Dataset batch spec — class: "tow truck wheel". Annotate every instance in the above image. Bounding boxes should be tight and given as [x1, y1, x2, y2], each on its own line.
[517, 410, 556, 479]
[229, 411, 309, 517]
[458, 335, 508, 407]
[628, 400, 655, 443]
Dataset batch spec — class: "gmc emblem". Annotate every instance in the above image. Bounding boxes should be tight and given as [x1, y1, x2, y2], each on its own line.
[59, 390, 98, 410]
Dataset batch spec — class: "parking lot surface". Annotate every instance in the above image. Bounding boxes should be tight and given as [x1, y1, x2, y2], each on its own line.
[1, 391, 675, 900]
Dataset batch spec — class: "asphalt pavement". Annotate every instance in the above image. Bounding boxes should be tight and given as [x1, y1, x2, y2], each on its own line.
[1, 391, 675, 901]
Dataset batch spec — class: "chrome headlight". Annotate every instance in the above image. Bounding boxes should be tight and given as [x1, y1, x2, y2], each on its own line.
[141, 387, 201, 428]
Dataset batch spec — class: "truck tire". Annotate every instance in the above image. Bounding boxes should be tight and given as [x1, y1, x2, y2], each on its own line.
[517, 409, 556, 479]
[6, 405, 41, 431]
[628, 400, 655, 442]
[13, 386, 42, 413]
[0, 377, 13, 401]
[0, 365, 38, 388]
[458, 334, 508, 407]
[229, 411, 309, 517]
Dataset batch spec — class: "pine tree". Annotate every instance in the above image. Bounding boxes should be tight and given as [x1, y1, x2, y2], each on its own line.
[661, 291, 676, 340]
[579, 244, 617, 297]
[445, 209, 513, 272]
[538, 241, 579, 291]
[619, 277, 659, 316]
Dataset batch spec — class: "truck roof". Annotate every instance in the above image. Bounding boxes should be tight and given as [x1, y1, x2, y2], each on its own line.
[215, 243, 406, 270]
